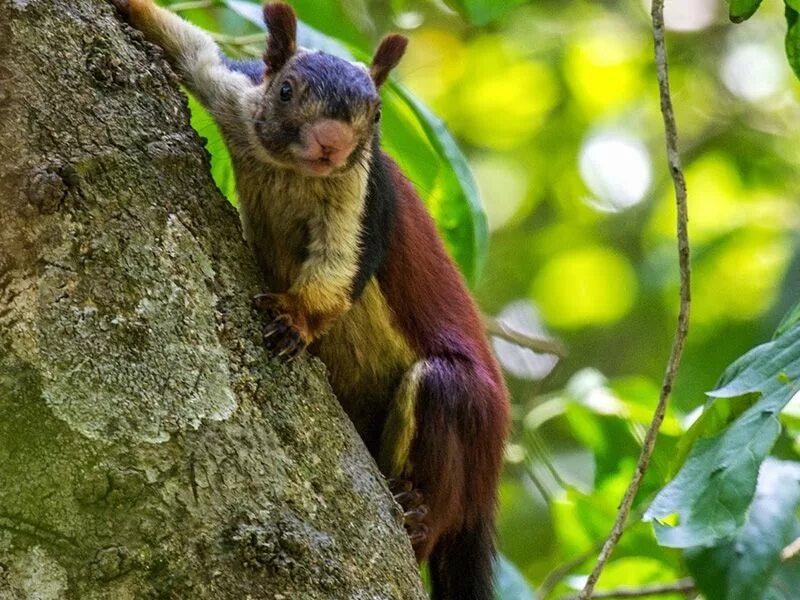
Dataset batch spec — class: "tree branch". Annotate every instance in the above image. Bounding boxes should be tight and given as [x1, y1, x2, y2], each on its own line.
[576, 0, 692, 597]
[568, 579, 695, 600]
[483, 314, 568, 358]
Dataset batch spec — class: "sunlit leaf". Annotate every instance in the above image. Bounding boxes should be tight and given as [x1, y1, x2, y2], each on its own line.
[187, 93, 237, 203]
[221, 0, 487, 282]
[685, 459, 800, 600]
[644, 323, 800, 548]
[493, 554, 537, 600]
[728, 0, 764, 23]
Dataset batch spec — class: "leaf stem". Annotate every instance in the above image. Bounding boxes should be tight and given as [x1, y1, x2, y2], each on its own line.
[576, 0, 691, 597]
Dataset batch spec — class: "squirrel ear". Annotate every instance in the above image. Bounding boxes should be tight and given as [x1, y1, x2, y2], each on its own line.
[370, 34, 408, 88]
[263, 2, 297, 75]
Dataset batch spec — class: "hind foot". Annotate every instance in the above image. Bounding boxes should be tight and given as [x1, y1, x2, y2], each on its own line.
[389, 479, 429, 546]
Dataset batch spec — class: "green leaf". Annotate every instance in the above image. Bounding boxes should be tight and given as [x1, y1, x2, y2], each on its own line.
[685, 459, 800, 600]
[187, 93, 237, 203]
[786, 5, 800, 80]
[728, 0, 764, 23]
[670, 392, 760, 478]
[493, 554, 537, 600]
[222, 0, 487, 283]
[444, 0, 527, 26]
[644, 323, 800, 548]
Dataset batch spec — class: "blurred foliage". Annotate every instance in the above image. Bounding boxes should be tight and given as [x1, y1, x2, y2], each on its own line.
[162, 0, 800, 598]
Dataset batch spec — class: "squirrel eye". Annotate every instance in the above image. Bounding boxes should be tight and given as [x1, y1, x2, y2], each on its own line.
[279, 81, 293, 102]
[374, 108, 382, 123]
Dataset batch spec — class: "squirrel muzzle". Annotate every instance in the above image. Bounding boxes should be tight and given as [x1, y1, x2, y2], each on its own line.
[292, 119, 357, 176]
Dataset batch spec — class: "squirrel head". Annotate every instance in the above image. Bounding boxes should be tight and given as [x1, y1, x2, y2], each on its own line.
[252, 2, 408, 178]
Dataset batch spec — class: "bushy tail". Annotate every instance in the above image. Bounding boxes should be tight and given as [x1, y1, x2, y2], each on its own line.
[429, 520, 496, 600]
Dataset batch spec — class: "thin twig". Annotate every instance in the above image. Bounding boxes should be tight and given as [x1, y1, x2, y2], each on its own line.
[781, 535, 800, 562]
[576, 0, 691, 597]
[567, 579, 695, 600]
[168, 0, 218, 12]
[483, 314, 568, 358]
[539, 550, 596, 599]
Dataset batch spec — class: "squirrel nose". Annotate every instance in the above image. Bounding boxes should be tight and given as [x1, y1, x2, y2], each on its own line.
[303, 119, 357, 167]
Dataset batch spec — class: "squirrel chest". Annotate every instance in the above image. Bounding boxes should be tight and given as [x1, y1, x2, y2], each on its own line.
[236, 158, 416, 449]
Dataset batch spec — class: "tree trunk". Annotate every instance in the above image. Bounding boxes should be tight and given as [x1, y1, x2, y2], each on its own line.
[0, 1, 425, 598]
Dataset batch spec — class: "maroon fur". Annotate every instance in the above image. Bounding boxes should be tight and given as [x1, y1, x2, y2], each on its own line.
[263, 2, 297, 74]
[370, 34, 408, 87]
[378, 157, 510, 585]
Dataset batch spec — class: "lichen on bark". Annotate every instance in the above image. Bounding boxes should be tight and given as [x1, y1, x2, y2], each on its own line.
[0, 0, 425, 597]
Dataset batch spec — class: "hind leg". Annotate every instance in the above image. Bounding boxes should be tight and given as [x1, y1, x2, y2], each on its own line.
[380, 355, 507, 568]
[379, 362, 432, 556]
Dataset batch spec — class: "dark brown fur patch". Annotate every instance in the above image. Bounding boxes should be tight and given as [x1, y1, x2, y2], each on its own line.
[377, 155, 509, 589]
[370, 34, 408, 87]
[263, 2, 297, 75]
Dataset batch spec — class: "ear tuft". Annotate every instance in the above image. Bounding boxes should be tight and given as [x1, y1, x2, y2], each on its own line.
[263, 2, 297, 75]
[370, 34, 408, 88]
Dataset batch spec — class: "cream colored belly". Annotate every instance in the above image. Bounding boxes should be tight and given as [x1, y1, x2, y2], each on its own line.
[312, 278, 417, 448]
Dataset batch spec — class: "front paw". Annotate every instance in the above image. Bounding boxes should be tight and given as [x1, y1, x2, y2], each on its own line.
[263, 314, 308, 360]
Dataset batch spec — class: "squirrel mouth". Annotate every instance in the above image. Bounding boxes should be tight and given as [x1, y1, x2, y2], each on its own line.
[297, 157, 336, 177]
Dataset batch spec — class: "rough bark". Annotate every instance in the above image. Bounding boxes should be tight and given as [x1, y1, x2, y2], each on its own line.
[0, 1, 425, 598]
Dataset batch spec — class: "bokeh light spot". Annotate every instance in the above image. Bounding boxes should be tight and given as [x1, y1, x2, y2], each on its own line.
[721, 42, 785, 102]
[565, 28, 647, 113]
[692, 231, 791, 326]
[399, 28, 466, 101]
[642, 0, 718, 32]
[579, 131, 652, 212]
[472, 155, 530, 231]
[448, 36, 559, 149]
[532, 247, 638, 329]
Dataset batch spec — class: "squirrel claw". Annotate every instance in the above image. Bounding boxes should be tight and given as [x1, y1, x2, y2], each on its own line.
[407, 524, 429, 546]
[403, 504, 429, 524]
[263, 314, 307, 360]
[253, 292, 282, 315]
[389, 479, 429, 547]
